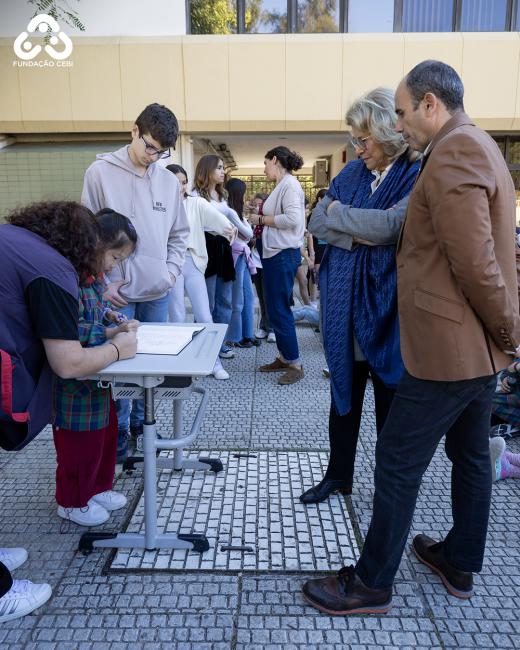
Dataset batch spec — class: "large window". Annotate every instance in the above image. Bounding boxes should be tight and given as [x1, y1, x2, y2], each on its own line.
[460, 0, 508, 31]
[189, 0, 237, 34]
[402, 0, 455, 32]
[348, 0, 394, 32]
[245, 0, 288, 33]
[187, 1, 519, 33]
[296, 0, 340, 33]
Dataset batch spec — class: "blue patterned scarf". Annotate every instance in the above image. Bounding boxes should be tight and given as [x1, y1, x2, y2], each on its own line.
[321, 153, 420, 415]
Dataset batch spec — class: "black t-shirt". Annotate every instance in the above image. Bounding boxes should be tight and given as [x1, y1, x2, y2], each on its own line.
[25, 277, 79, 340]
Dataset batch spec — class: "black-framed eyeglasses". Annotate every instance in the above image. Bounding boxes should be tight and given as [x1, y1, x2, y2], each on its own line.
[350, 135, 371, 151]
[141, 135, 171, 159]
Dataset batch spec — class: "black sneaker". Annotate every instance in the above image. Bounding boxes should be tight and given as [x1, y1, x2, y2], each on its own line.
[412, 534, 474, 599]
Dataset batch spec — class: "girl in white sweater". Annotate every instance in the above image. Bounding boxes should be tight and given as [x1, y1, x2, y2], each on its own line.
[167, 164, 236, 380]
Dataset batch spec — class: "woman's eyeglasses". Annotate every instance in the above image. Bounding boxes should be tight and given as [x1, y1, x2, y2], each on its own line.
[350, 136, 371, 151]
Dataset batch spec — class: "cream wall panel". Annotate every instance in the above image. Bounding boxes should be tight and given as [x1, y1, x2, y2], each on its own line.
[70, 38, 124, 131]
[403, 33, 463, 77]
[120, 37, 186, 127]
[462, 33, 519, 130]
[18, 65, 73, 132]
[1, 34, 520, 133]
[342, 34, 404, 130]
[183, 36, 229, 131]
[229, 35, 284, 131]
[0, 43, 22, 131]
[285, 35, 343, 130]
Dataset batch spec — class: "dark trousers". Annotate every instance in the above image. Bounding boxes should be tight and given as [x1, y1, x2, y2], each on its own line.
[252, 269, 271, 333]
[326, 361, 395, 485]
[262, 248, 301, 363]
[253, 239, 271, 332]
[52, 400, 118, 508]
[356, 370, 496, 589]
[0, 562, 12, 598]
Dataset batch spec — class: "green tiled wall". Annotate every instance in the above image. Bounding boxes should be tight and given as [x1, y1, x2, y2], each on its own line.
[0, 142, 126, 220]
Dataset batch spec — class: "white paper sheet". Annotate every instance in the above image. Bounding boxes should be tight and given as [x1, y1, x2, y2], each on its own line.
[136, 324, 205, 355]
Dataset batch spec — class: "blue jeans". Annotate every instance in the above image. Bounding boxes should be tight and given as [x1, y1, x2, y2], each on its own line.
[292, 305, 319, 326]
[355, 370, 496, 589]
[116, 292, 170, 430]
[262, 248, 301, 364]
[227, 255, 255, 342]
[205, 275, 233, 351]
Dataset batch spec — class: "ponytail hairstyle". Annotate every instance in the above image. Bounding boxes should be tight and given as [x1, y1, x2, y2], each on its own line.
[264, 146, 304, 172]
[193, 154, 227, 202]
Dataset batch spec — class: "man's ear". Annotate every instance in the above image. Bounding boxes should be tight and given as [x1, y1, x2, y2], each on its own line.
[423, 92, 437, 114]
[131, 124, 139, 138]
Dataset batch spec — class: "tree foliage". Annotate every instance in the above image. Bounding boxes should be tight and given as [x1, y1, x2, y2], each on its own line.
[27, 0, 85, 32]
[297, 0, 339, 33]
[190, 0, 237, 34]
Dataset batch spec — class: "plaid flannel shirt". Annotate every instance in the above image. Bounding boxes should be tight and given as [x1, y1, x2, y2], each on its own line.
[53, 279, 113, 431]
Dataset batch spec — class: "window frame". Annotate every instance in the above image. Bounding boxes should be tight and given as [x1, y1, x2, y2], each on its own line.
[186, 1, 519, 34]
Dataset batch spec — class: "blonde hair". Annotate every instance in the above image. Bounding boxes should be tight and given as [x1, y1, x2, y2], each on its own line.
[346, 87, 407, 161]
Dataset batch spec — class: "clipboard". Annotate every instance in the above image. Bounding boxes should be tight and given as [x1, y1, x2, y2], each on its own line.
[136, 324, 205, 356]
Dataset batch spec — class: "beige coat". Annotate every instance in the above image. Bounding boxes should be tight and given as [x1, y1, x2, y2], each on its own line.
[397, 112, 520, 380]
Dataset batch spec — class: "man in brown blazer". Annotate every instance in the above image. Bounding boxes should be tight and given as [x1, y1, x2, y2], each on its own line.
[303, 60, 520, 615]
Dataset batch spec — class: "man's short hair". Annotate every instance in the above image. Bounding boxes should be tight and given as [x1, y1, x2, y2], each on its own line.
[135, 103, 179, 149]
[405, 60, 464, 114]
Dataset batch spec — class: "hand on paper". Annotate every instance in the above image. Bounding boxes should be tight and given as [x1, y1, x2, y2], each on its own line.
[112, 330, 137, 360]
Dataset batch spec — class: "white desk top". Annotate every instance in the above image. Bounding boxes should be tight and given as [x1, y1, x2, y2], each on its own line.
[88, 323, 227, 379]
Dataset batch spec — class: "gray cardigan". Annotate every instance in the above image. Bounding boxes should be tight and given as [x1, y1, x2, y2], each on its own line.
[308, 194, 409, 250]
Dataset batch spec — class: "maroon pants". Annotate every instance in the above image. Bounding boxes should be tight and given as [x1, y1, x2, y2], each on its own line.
[52, 400, 118, 508]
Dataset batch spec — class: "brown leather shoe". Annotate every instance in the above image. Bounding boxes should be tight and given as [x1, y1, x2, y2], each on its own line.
[302, 565, 392, 615]
[277, 366, 304, 385]
[258, 358, 290, 372]
[412, 534, 473, 599]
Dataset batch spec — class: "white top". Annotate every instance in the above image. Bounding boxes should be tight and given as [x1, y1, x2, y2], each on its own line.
[261, 174, 305, 259]
[370, 162, 393, 194]
[183, 196, 233, 274]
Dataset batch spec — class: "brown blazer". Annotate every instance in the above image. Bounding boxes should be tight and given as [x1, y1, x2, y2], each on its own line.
[397, 112, 520, 380]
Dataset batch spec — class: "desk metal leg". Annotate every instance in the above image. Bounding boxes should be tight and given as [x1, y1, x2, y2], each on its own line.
[78, 387, 209, 554]
[170, 401, 224, 474]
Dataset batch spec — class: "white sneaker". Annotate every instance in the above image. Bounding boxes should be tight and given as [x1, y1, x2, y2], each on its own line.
[57, 502, 110, 526]
[267, 332, 276, 343]
[255, 328, 267, 339]
[213, 368, 230, 380]
[0, 580, 52, 623]
[0, 548, 28, 572]
[90, 490, 127, 512]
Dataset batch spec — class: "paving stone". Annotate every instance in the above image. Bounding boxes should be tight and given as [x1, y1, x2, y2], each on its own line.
[1, 309, 519, 649]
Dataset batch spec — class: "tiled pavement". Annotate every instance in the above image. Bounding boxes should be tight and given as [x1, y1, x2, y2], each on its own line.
[1, 319, 520, 649]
